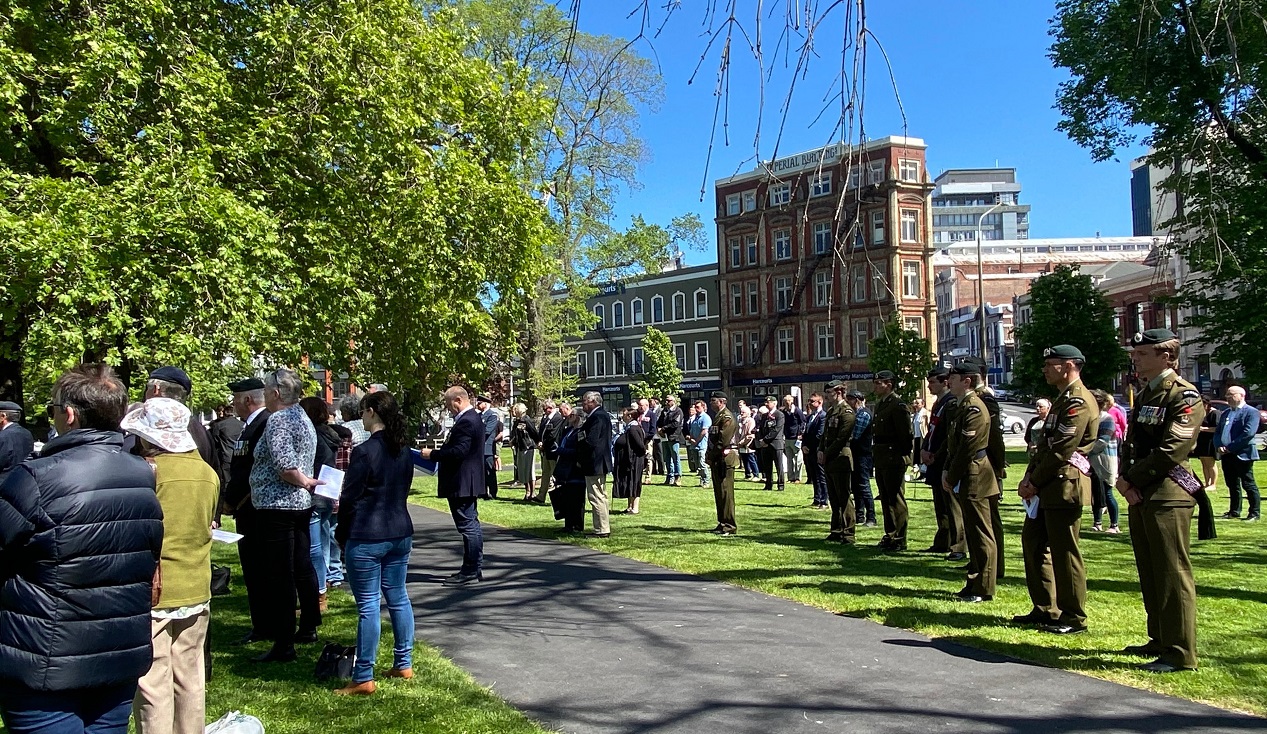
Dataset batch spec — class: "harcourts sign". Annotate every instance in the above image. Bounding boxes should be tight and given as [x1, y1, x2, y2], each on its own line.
[766, 145, 842, 175]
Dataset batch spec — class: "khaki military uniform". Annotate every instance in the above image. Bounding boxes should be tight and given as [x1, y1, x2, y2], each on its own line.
[928, 392, 967, 555]
[706, 407, 741, 533]
[1020, 379, 1099, 627]
[820, 401, 857, 543]
[1122, 369, 1203, 668]
[976, 386, 1008, 578]
[945, 390, 999, 598]
[872, 392, 913, 549]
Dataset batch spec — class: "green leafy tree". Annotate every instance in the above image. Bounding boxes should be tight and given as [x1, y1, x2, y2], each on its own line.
[1012, 266, 1129, 397]
[629, 327, 681, 400]
[868, 316, 933, 403]
[1050, 0, 1267, 387]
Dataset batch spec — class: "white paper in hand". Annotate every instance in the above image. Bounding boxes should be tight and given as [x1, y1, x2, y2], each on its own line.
[212, 529, 244, 544]
[1023, 495, 1040, 519]
[315, 465, 344, 500]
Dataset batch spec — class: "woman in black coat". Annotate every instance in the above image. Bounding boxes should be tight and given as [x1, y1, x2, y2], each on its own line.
[612, 408, 646, 514]
[549, 408, 586, 533]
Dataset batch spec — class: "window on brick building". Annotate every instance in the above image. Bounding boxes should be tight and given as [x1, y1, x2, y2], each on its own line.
[871, 210, 885, 246]
[813, 222, 831, 254]
[776, 327, 794, 363]
[900, 210, 919, 242]
[742, 190, 757, 212]
[746, 234, 758, 265]
[810, 172, 832, 197]
[674, 343, 687, 371]
[866, 160, 885, 184]
[632, 298, 644, 325]
[769, 183, 790, 206]
[902, 261, 920, 298]
[774, 229, 792, 260]
[726, 194, 740, 216]
[775, 277, 793, 311]
[814, 271, 832, 307]
[852, 264, 867, 303]
[854, 320, 869, 357]
[729, 237, 741, 268]
[898, 159, 921, 182]
[731, 283, 742, 316]
[732, 333, 745, 366]
[747, 281, 759, 314]
[816, 323, 835, 360]
[613, 301, 625, 327]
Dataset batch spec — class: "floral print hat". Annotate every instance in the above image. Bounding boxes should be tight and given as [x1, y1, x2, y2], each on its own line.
[120, 398, 197, 453]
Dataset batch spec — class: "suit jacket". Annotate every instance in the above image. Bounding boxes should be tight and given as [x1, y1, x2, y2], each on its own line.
[656, 406, 685, 442]
[782, 407, 807, 440]
[480, 409, 501, 457]
[924, 392, 958, 465]
[432, 408, 487, 499]
[802, 408, 825, 452]
[757, 409, 786, 449]
[538, 410, 565, 457]
[208, 416, 244, 489]
[223, 408, 271, 512]
[1214, 404, 1261, 461]
[578, 408, 614, 476]
[0, 422, 35, 477]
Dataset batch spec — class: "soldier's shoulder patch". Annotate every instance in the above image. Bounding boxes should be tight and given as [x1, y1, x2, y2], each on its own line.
[1181, 389, 1200, 400]
[1067, 396, 1085, 406]
[965, 406, 981, 415]
[1170, 423, 1195, 439]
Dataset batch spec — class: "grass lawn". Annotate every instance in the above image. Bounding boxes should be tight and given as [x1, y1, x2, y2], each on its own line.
[414, 447, 1267, 716]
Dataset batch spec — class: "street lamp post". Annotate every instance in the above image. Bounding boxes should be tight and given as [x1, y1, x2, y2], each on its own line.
[976, 198, 1005, 366]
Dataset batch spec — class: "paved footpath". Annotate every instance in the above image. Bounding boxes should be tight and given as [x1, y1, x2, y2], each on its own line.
[404, 506, 1262, 734]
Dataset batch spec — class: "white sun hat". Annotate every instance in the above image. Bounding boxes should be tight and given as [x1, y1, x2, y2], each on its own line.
[120, 398, 197, 453]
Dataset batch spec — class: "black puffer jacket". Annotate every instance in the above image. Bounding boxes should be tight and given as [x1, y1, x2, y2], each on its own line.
[0, 429, 164, 691]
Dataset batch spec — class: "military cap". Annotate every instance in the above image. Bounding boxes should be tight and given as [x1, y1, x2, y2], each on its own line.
[874, 370, 896, 382]
[1042, 344, 1085, 361]
[227, 377, 265, 392]
[950, 362, 978, 376]
[926, 366, 949, 379]
[847, 389, 865, 399]
[764, 395, 778, 403]
[475, 394, 493, 404]
[825, 379, 844, 391]
[710, 390, 728, 401]
[0, 400, 22, 413]
[961, 356, 988, 376]
[1132, 328, 1177, 346]
[150, 366, 192, 394]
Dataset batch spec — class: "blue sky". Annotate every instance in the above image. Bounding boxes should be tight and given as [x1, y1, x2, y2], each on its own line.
[576, 1, 1147, 264]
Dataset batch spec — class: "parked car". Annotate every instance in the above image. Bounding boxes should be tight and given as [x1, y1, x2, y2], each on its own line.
[998, 410, 1026, 435]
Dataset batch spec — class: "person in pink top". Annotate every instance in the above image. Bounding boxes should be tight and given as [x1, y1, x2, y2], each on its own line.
[1106, 395, 1128, 440]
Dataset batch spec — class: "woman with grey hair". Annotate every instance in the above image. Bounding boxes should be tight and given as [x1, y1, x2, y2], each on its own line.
[249, 367, 323, 663]
[508, 403, 540, 501]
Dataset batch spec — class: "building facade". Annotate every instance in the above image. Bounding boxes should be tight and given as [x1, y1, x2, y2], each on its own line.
[931, 168, 1030, 244]
[564, 263, 723, 412]
[715, 137, 936, 403]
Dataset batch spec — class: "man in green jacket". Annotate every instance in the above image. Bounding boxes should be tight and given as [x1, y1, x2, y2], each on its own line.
[871, 371, 913, 551]
[943, 363, 999, 602]
[818, 380, 857, 545]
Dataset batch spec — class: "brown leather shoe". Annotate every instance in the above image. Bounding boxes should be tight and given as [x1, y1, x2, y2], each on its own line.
[335, 680, 376, 696]
[386, 668, 413, 679]
[318, 592, 328, 613]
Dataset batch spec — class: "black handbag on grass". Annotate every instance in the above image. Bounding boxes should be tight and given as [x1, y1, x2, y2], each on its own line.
[315, 643, 356, 681]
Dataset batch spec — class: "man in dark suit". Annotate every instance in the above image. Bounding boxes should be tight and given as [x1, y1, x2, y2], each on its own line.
[0, 401, 35, 478]
[757, 395, 786, 491]
[208, 403, 244, 492]
[536, 400, 565, 501]
[476, 395, 502, 499]
[422, 386, 488, 584]
[578, 391, 614, 537]
[220, 377, 271, 643]
[801, 392, 828, 509]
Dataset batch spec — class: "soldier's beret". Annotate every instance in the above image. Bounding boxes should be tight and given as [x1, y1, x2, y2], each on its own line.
[710, 390, 728, 401]
[227, 377, 265, 392]
[0, 400, 22, 413]
[926, 366, 949, 378]
[950, 362, 977, 376]
[1042, 344, 1085, 361]
[1132, 328, 1177, 346]
[764, 395, 777, 402]
[476, 394, 493, 404]
[150, 366, 192, 393]
[847, 389, 865, 399]
[962, 356, 988, 376]
[874, 370, 896, 382]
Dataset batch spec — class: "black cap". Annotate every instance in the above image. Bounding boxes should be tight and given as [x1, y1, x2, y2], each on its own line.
[950, 362, 977, 376]
[476, 394, 492, 404]
[228, 377, 265, 392]
[1043, 344, 1085, 361]
[927, 366, 950, 378]
[710, 390, 728, 401]
[1132, 328, 1177, 346]
[847, 389, 865, 399]
[0, 400, 21, 413]
[150, 366, 192, 394]
[874, 370, 895, 382]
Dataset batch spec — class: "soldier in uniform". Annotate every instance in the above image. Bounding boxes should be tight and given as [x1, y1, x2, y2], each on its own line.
[922, 366, 966, 561]
[968, 356, 1007, 579]
[871, 370, 913, 551]
[943, 363, 999, 602]
[705, 390, 740, 536]
[1015, 345, 1100, 634]
[1117, 328, 1204, 672]
[817, 380, 857, 545]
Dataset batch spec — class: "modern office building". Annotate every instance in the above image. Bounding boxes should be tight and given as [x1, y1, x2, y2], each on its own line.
[1130, 156, 1182, 237]
[931, 168, 1030, 244]
[563, 262, 723, 412]
[715, 136, 937, 403]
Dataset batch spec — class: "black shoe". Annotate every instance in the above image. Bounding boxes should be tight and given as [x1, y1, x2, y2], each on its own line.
[236, 631, 266, 645]
[444, 571, 483, 586]
[1138, 659, 1194, 673]
[776, 485, 785, 492]
[1244, 515, 1261, 522]
[718, 529, 736, 537]
[921, 546, 946, 554]
[825, 532, 844, 542]
[1042, 623, 1088, 635]
[959, 563, 972, 570]
[252, 646, 297, 663]
[586, 532, 611, 538]
[957, 594, 990, 603]
[295, 629, 319, 644]
[876, 535, 894, 549]
[1011, 610, 1055, 625]
[710, 525, 725, 534]
[1122, 642, 1163, 656]
[880, 542, 906, 553]
[1221, 512, 1240, 519]
[945, 551, 967, 561]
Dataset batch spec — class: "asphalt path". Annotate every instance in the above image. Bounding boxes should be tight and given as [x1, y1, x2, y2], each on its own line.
[403, 505, 1260, 734]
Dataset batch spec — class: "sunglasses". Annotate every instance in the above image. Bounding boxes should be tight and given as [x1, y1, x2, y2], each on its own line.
[46, 402, 68, 419]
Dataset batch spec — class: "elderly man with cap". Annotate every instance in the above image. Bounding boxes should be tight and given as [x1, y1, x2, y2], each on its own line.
[818, 380, 857, 544]
[475, 395, 503, 499]
[1015, 345, 1099, 634]
[756, 395, 787, 491]
[705, 390, 740, 536]
[943, 362, 999, 602]
[922, 366, 967, 561]
[870, 370, 913, 551]
[0, 400, 35, 478]
[220, 377, 272, 644]
[1117, 328, 1204, 673]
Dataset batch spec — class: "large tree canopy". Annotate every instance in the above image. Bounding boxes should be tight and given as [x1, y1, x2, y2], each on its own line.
[1050, 0, 1267, 387]
[0, 0, 552, 409]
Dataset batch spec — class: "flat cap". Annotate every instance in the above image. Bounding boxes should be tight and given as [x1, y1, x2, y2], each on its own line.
[228, 377, 265, 392]
[710, 390, 728, 401]
[0, 400, 22, 413]
[150, 366, 192, 394]
[475, 394, 493, 404]
[1132, 328, 1177, 346]
[847, 389, 865, 399]
[874, 370, 896, 382]
[926, 365, 950, 378]
[1043, 344, 1085, 361]
[950, 362, 978, 376]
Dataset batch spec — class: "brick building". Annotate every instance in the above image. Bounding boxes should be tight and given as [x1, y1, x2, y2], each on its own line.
[715, 137, 936, 402]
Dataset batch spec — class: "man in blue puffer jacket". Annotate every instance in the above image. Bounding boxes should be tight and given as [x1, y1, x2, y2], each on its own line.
[0, 363, 164, 734]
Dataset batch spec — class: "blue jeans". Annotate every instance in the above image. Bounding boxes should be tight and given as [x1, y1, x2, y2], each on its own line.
[309, 500, 338, 592]
[661, 440, 682, 479]
[687, 446, 710, 485]
[0, 682, 135, 734]
[346, 536, 415, 683]
[448, 497, 483, 575]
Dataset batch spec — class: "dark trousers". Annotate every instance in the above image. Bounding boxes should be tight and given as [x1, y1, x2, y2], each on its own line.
[825, 458, 855, 541]
[1222, 456, 1260, 517]
[0, 682, 135, 734]
[234, 501, 268, 637]
[874, 462, 909, 545]
[651, 439, 664, 474]
[1129, 502, 1198, 668]
[550, 480, 586, 531]
[1091, 473, 1120, 527]
[992, 480, 1006, 578]
[1194, 487, 1217, 540]
[930, 462, 966, 553]
[1021, 506, 1087, 627]
[448, 497, 483, 575]
[710, 461, 736, 532]
[255, 507, 321, 649]
[484, 456, 498, 498]
[851, 453, 876, 522]
[805, 451, 828, 505]
[759, 445, 785, 490]
[958, 493, 999, 598]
